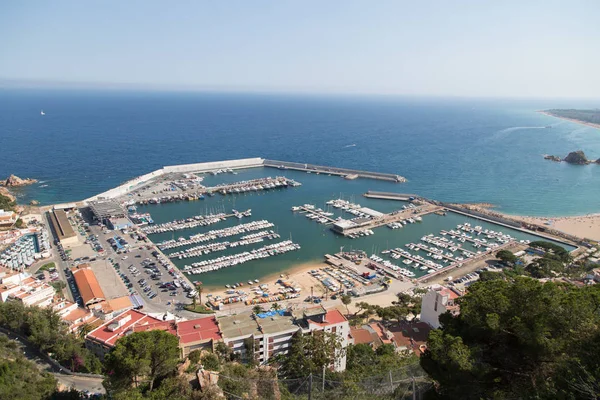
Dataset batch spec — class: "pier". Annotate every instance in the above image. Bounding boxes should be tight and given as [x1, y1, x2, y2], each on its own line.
[363, 191, 420, 201]
[412, 243, 458, 262]
[264, 159, 407, 183]
[296, 206, 337, 225]
[338, 204, 442, 236]
[415, 241, 515, 283]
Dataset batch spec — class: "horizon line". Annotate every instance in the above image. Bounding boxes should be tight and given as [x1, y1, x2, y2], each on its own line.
[1, 78, 599, 101]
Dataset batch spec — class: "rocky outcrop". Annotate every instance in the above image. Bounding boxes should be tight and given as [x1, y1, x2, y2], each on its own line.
[29, 200, 40, 206]
[3, 175, 38, 187]
[0, 187, 15, 202]
[544, 155, 561, 162]
[563, 151, 589, 165]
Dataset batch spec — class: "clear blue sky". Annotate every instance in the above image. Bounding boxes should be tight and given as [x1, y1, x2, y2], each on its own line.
[1, 0, 599, 97]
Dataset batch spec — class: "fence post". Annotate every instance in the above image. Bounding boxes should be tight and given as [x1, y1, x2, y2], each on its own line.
[389, 370, 394, 392]
[412, 376, 416, 400]
[308, 373, 313, 400]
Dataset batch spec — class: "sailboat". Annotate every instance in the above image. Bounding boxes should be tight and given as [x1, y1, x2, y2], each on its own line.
[40, 110, 45, 116]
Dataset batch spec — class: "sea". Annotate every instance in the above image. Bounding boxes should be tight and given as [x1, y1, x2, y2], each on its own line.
[0, 88, 597, 286]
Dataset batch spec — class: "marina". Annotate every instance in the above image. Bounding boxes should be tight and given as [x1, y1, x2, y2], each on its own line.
[98, 160, 577, 289]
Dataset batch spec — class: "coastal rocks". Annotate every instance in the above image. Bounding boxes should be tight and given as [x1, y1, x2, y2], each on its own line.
[543, 151, 598, 165]
[544, 155, 561, 162]
[2, 174, 38, 187]
[563, 151, 589, 165]
[0, 187, 15, 202]
[29, 200, 40, 206]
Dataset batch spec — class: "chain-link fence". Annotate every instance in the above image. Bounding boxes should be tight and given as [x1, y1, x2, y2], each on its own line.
[213, 363, 433, 400]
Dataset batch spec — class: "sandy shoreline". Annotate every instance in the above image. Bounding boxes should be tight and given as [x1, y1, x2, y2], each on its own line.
[538, 111, 600, 131]
[462, 204, 600, 242]
[202, 259, 330, 300]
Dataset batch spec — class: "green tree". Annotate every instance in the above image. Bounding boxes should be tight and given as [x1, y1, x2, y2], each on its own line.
[188, 349, 202, 364]
[252, 305, 264, 315]
[340, 294, 352, 315]
[201, 353, 220, 371]
[105, 330, 180, 392]
[0, 335, 57, 400]
[421, 277, 600, 399]
[276, 330, 344, 378]
[496, 249, 518, 265]
[271, 302, 281, 311]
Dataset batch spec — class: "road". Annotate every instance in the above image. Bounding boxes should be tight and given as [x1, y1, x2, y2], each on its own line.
[0, 331, 105, 395]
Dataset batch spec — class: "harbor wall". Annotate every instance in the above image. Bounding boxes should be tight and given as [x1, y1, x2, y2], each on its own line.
[163, 157, 264, 173]
[86, 168, 166, 201]
[85, 158, 265, 202]
[264, 159, 406, 182]
[363, 191, 420, 201]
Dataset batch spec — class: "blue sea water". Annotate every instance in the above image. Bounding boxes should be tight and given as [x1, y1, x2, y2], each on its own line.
[1, 88, 599, 216]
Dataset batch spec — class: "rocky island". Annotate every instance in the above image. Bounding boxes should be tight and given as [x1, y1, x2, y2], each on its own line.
[544, 150, 600, 165]
[1, 174, 38, 187]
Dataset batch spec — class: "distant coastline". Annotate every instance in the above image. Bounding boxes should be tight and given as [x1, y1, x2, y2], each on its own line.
[538, 110, 600, 130]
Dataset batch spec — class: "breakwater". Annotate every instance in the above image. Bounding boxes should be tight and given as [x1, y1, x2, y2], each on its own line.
[264, 159, 406, 182]
[363, 191, 420, 201]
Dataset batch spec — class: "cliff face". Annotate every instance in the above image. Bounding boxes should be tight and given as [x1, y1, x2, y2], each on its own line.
[3, 174, 38, 187]
[563, 151, 589, 165]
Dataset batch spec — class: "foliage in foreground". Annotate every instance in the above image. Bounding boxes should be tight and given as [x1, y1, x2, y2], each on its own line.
[0, 334, 57, 400]
[0, 301, 101, 373]
[421, 277, 600, 399]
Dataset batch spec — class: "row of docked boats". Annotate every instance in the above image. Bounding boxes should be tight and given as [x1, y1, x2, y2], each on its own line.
[137, 192, 206, 205]
[368, 254, 415, 277]
[157, 220, 275, 250]
[183, 240, 301, 275]
[210, 176, 300, 195]
[347, 229, 375, 239]
[141, 211, 235, 234]
[167, 230, 281, 259]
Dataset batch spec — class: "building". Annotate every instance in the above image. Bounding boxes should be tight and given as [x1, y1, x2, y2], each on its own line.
[72, 267, 106, 307]
[85, 309, 222, 360]
[0, 209, 17, 227]
[48, 209, 78, 246]
[295, 306, 350, 371]
[0, 270, 55, 307]
[420, 285, 462, 329]
[85, 310, 168, 359]
[177, 317, 223, 357]
[219, 307, 350, 372]
[88, 200, 125, 222]
[219, 310, 299, 365]
[331, 219, 359, 234]
[52, 298, 100, 333]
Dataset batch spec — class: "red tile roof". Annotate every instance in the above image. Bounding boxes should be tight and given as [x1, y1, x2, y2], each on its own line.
[177, 317, 222, 344]
[350, 328, 375, 345]
[72, 268, 105, 306]
[87, 309, 164, 347]
[307, 309, 348, 327]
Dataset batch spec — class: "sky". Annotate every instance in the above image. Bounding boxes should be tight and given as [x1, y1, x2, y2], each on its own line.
[1, 1, 599, 97]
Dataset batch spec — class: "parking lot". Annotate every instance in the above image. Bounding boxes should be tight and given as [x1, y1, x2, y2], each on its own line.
[78, 209, 197, 314]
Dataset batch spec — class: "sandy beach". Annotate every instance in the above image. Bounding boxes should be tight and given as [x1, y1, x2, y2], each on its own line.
[202, 260, 332, 302]
[538, 111, 600, 130]
[461, 203, 600, 242]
